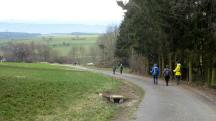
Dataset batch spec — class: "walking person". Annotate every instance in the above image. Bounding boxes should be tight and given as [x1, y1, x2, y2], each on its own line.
[173, 63, 182, 85]
[151, 64, 160, 85]
[163, 65, 172, 86]
[112, 64, 117, 75]
[119, 64, 123, 74]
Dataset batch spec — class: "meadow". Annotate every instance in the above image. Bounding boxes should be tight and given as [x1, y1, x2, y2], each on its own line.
[0, 34, 99, 56]
[0, 63, 121, 121]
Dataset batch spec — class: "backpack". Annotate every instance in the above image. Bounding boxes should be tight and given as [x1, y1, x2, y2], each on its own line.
[153, 67, 159, 76]
[164, 69, 170, 77]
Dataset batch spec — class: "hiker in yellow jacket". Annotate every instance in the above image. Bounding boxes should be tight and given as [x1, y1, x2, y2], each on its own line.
[173, 63, 181, 85]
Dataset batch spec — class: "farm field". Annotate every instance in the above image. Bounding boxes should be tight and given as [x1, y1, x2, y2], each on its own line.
[40, 35, 99, 56]
[0, 63, 121, 121]
[0, 34, 99, 56]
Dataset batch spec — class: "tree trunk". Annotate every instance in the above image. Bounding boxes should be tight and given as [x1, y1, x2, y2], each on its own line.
[144, 57, 149, 75]
[162, 54, 165, 71]
[212, 68, 215, 86]
[207, 68, 212, 87]
[189, 57, 193, 83]
[169, 53, 172, 70]
[174, 53, 177, 65]
[129, 48, 135, 71]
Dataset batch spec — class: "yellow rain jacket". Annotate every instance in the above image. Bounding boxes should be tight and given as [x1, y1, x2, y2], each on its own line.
[173, 64, 181, 76]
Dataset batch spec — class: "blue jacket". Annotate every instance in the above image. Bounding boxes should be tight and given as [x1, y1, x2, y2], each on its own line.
[151, 65, 160, 76]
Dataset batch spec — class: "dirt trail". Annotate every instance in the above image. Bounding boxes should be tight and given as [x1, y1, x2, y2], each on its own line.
[66, 65, 216, 121]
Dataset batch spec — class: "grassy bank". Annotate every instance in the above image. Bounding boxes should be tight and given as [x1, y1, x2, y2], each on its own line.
[0, 63, 121, 121]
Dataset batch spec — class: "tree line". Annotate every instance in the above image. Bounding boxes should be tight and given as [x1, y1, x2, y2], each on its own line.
[0, 36, 98, 65]
[115, 0, 216, 87]
[0, 42, 74, 64]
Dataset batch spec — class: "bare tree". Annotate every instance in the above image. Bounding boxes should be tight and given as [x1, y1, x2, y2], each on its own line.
[96, 25, 119, 66]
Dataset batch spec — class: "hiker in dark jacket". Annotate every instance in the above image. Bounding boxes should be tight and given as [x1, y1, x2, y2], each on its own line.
[151, 64, 160, 85]
[119, 64, 123, 74]
[163, 65, 172, 86]
[113, 65, 117, 75]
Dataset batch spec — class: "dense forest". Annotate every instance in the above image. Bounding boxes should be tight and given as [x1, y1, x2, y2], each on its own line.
[115, 0, 216, 87]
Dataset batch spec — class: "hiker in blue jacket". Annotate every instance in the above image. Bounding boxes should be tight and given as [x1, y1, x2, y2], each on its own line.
[151, 64, 160, 85]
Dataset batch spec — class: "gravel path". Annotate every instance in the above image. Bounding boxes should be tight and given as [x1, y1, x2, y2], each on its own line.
[67, 65, 216, 121]
[117, 74, 216, 121]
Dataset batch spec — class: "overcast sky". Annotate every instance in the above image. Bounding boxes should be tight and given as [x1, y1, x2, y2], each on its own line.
[0, 0, 128, 25]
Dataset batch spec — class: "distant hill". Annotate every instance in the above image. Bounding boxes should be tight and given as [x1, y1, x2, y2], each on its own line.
[49, 32, 101, 36]
[0, 23, 107, 34]
[0, 32, 41, 40]
[70, 32, 101, 35]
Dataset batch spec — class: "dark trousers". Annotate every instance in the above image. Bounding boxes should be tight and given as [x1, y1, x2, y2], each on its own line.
[113, 70, 116, 74]
[164, 76, 170, 86]
[120, 69, 123, 74]
[153, 75, 158, 85]
[176, 75, 181, 85]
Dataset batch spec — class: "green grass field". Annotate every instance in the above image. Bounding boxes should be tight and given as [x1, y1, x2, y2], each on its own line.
[39, 35, 98, 56]
[0, 63, 121, 121]
[0, 34, 99, 56]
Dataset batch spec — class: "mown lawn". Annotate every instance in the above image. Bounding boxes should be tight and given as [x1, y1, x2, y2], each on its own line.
[0, 63, 121, 121]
